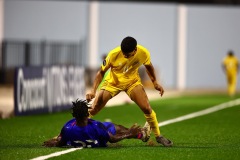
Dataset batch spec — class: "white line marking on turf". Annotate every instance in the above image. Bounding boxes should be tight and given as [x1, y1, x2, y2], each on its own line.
[31, 98, 240, 160]
[159, 98, 240, 127]
[30, 148, 82, 160]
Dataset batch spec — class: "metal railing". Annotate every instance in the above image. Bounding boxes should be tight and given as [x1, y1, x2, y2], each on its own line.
[1, 39, 86, 69]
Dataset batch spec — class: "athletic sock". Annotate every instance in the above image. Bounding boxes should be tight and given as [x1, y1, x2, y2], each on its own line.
[144, 110, 160, 137]
[136, 133, 143, 139]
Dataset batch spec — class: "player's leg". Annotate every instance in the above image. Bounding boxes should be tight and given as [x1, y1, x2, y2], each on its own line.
[114, 124, 129, 133]
[113, 123, 148, 141]
[129, 85, 159, 135]
[89, 89, 112, 116]
[107, 122, 139, 134]
[103, 122, 145, 141]
[90, 81, 121, 116]
[233, 74, 237, 94]
[227, 73, 236, 96]
[129, 85, 172, 146]
[231, 74, 237, 96]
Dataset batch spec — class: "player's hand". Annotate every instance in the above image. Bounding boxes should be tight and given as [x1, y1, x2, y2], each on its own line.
[153, 82, 164, 97]
[86, 91, 95, 102]
[43, 137, 60, 147]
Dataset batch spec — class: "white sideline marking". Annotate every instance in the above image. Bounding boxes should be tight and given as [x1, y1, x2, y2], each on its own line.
[30, 148, 82, 160]
[159, 98, 240, 127]
[31, 98, 240, 160]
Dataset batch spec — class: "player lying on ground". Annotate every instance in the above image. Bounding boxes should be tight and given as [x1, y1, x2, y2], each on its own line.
[43, 99, 150, 148]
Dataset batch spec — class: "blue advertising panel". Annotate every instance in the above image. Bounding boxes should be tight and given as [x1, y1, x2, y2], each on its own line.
[14, 66, 85, 116]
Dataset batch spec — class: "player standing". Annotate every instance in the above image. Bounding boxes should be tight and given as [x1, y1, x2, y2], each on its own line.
[86, 36, 173, 147]
[222, 51, 239, 96]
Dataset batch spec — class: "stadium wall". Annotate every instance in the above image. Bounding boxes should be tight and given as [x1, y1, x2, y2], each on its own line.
[186, 5, 240, 89]
[3, 0, 240, 90]
[98, 2, 177, 88]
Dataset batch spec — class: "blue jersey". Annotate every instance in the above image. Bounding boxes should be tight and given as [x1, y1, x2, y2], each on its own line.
[59, 118, 116, 148]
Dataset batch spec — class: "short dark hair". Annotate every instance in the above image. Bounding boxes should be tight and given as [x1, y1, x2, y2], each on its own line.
[71, 99, 91, 119]
[121, 36, 137, 54]
[228, 50, 234, 56]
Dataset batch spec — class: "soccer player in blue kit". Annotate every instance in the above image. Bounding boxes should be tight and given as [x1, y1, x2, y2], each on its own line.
[43, 99, 149, 148]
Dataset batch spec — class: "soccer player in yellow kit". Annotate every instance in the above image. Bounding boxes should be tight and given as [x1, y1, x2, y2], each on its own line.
[222, 51, 239, 96]
[86, 36, 173, 147]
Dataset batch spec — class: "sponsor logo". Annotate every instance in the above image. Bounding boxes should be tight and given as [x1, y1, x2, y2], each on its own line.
[14, 66, 85, 115]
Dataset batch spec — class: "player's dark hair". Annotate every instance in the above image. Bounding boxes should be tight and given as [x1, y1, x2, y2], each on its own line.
[121, 36, 137, 54]
[71, 99, 91, 120]
[228, 50, 234, 56]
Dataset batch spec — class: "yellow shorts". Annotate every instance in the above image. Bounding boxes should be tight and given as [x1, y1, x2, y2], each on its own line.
[100, 79, 142, 97]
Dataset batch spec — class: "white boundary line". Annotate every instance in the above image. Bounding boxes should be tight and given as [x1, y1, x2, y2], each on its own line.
[30, 148, 83, 160]
[31, 98, 240, 160]
[159, 98, 240, 127]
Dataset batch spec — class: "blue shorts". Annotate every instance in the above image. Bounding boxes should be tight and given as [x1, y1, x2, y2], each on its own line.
[102, 122, 116, 135]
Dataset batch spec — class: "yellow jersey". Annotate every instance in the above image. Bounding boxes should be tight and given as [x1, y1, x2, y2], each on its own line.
[101, 45, 151, 88]
[223, 56, 239, 74]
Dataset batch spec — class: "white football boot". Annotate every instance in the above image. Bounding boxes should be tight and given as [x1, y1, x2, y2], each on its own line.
[141, 122, 152, 142]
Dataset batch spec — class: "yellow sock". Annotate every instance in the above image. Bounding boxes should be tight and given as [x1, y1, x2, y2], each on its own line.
[144, 110, 160, 137]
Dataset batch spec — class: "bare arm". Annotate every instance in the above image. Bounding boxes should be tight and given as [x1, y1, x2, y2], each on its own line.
[43, 136, 65, 147]
[144, 62, 164, 96]
[86, 68, 106, 102]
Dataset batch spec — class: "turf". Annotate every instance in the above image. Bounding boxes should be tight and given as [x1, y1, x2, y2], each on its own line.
[0, 93, 240, 160]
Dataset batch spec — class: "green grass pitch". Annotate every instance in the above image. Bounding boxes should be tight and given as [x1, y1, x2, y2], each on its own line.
[0, 93, 240, 160]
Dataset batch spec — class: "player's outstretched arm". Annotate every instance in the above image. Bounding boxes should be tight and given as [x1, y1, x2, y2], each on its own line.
[42, 136, 65, 147]
[144, 63, 164, 96]
[86, 68, 106, 102]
